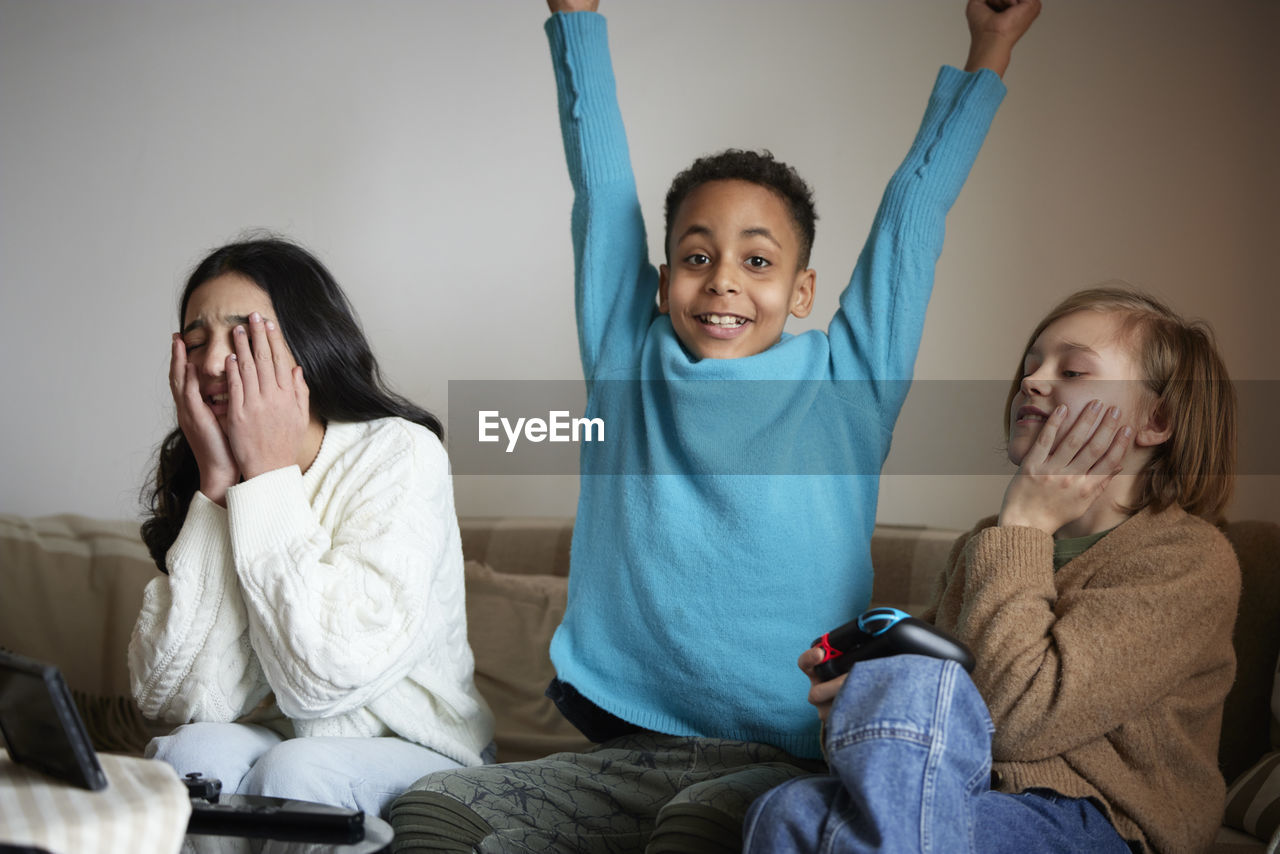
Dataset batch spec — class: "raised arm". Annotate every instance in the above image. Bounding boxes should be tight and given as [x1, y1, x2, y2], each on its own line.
[828, 2, 1038, 418]
[544, 2, 658, 381]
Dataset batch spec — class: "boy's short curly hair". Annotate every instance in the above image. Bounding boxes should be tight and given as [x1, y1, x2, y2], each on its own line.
[663, 149, 817, 269]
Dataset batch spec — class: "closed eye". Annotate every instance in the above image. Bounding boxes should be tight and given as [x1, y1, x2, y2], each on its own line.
[1062, 370, 1084, 378]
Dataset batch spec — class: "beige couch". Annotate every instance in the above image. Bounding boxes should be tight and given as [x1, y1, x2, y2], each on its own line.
[1, 513, 1276, 851]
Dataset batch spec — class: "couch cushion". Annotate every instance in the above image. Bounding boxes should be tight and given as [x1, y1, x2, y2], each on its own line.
[0, 514, 167, 754]
[868, 524, 961, 615]
[1224, 749, 1280, 845]
[463, 561, 591, 763]
[1213, 825, 1268, 853]
[0, 514, 154, 698]
[459, 517, 574, 579]
[1221, 520, 1280, 783]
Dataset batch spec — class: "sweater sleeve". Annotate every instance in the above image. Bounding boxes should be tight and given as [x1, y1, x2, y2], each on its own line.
[129, 492, 268, 723]
[828, 66, 1004, 422]
[951, 519, 1240, 762]
[225, 423, 453, 721]
[545, 11, 658, 381]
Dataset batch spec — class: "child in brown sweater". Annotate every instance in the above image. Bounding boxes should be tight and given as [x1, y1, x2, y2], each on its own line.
[745, 286, 1240, 854]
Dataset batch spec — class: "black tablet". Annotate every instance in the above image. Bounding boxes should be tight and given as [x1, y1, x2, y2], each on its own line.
[0, 649, 108, 791]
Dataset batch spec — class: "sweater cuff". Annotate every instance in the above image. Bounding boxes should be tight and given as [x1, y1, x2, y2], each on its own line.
[940, 64, 1007, 98]
[928, 64, 1007, 168]
[962, 525, 1054, 597]
[226, 465, 316, 563]
[876, 65, 1006, 233]
[935, 65, 1008, 124]
[167, 491, 231, 575]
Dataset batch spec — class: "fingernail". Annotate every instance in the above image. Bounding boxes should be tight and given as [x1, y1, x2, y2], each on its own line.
[266, 320, 276, 331]
[1088, 400, 1102, 413]
[235, 326, 245, 335]
[1123, 427, 1133, 438]
[1054, 404, 1066, 416]
[1109, 407, 1120, 419]
[250, 312, 261, 323]
[230, 354, 237, 362]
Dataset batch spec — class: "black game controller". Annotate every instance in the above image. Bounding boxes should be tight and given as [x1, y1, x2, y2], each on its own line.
[812, 607, 975, 682]
[188, 796, 365, 844]
[181, 772, 364, 844]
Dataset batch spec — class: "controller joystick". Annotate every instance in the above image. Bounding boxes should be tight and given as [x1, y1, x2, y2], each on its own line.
[183, 772, 222, 802]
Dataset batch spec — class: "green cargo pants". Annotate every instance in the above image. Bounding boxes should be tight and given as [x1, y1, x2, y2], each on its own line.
[390, 732, 824, 854]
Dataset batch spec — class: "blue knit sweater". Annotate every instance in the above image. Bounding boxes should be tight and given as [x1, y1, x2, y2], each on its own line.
[545, 12, 1005, 758]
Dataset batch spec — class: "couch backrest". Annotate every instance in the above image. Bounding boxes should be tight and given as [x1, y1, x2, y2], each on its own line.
[458, 516, 574, 579]
[457, 517, 959, 613]
[1, 513, 1275, 774]
[0, 514, 153, 699]
[461, 516, 1280, 775]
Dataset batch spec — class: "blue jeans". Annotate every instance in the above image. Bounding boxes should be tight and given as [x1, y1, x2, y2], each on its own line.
[743, 656, 1132, 854]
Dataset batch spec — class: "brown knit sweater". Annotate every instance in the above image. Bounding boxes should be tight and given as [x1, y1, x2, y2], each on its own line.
[924, 505, 1240, 854]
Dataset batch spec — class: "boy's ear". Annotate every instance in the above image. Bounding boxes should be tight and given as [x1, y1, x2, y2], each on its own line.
[1134, 401, 1172, 448]
[658, 264, 671, 314]
[789, 268, 816, 319]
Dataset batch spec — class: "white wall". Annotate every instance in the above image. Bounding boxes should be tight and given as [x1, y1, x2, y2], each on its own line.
[2, 0, 1276, 529]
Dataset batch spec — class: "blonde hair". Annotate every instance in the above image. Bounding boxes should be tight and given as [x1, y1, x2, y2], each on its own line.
[1003, 284, 1236, 521]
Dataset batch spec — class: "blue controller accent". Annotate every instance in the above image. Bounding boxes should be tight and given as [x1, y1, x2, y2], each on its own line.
[856, 607, 912, 635]
[812, 607, 975, 681]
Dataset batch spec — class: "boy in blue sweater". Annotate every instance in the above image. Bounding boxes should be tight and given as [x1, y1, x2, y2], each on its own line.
[393, 2, 1039, 851]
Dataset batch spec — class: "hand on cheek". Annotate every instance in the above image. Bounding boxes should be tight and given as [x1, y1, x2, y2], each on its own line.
[223, 313, 311, 481]
[998, 400, 1134, 535]
[169, 334, 239, 505]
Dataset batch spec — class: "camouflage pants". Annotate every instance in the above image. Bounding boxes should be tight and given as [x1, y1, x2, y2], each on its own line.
[390, 732, 824, 854]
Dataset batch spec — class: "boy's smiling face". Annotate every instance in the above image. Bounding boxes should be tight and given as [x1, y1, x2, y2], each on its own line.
[659, 179, 815, 360]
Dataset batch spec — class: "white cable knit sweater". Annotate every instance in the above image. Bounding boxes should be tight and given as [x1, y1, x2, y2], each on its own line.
[129, 417, 494, 767]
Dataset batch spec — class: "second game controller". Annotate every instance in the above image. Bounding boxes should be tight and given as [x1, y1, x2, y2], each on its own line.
[812, 607, 975, 681]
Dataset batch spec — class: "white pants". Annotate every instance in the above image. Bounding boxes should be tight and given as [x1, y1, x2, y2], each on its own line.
[146, 722, 464, 818]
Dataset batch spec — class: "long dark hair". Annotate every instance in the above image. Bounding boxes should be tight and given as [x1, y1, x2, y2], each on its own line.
[141, 237, 443, 571]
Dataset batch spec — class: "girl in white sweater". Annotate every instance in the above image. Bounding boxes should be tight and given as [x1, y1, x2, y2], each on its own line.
[130, 237, 493, 817]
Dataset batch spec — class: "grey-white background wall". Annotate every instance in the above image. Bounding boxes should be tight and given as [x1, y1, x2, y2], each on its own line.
[2, 1, 1276, 529]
